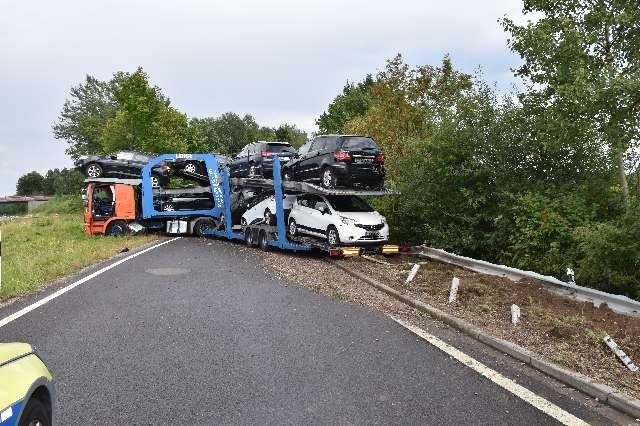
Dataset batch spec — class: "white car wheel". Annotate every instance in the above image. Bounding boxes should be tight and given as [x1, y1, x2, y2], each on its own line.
[163, 203, 175, 211]
[327, 226, 340, 246]
[289, 219, 298, 236]
[184, 162, 198, 174]
[86, 163, 102, 178]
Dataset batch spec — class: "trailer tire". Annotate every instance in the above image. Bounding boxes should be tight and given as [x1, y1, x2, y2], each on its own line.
[258, 230, 270, 252]
[193, 218, 215, 237]
[245, 228, 253, 246]
[106, 220, 127, 237]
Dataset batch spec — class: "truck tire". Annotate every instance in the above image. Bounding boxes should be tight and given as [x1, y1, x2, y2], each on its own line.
[288, 219, 298, 237]
[258, 230, 270, 252]
[105, 220, 127, 236]
[193, 218, 215, 237]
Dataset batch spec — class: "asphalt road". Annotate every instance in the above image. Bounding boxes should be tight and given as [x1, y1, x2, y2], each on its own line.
[0, 238, 626, 424]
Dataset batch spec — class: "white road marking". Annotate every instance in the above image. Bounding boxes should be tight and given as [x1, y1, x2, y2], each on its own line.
[390, 316, 589, 426]
[0, 237, 180, 329]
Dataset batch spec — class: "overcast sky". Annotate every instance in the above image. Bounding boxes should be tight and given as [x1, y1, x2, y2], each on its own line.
[0, 0, 526, 196]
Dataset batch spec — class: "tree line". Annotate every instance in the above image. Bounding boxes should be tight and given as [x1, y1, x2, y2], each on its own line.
[316, 0, 640, 299]
[52, 68, 307, 159]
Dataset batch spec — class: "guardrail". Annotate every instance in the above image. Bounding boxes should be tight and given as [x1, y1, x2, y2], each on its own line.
[415, 246, 640, 317]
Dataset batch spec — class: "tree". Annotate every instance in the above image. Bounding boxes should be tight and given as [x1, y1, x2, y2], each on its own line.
[191, 114, 307, 154]
[53, 75, 117, 159]
[317, 75, 374, 134]
[54, 68, 204, 157]
[16, 171, 45, 195]
[99, 68, 202, 154]
[274, 123, 307, 148]
[501, 0, 640, 206]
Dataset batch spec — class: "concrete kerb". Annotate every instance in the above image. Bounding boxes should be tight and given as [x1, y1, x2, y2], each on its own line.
[328, 259, 640, 420]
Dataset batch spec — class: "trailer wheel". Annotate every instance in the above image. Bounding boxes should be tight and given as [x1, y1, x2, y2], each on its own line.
[193, 218, 215, 237]
[245, 228, 253, 246]
[106, 220, 127, 237]
[258, 230, 270, 252]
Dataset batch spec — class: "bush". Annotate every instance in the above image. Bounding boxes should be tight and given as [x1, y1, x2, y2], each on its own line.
[32, 195, 83, 215]
[575, 203, 640, 300]
[496, 192, 596, 277]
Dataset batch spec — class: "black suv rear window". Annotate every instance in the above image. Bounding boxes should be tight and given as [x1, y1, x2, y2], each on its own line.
[265, 144, 295, 153]
[325, 196, 374, 212]
[340, 137, 379, 150]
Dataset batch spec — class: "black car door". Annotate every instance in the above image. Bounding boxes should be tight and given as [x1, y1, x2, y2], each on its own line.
[299, 138, 322, 180]
[306, 137, 328, 182]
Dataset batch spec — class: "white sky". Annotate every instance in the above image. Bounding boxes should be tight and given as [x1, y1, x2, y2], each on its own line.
[0, 0, 525, 195]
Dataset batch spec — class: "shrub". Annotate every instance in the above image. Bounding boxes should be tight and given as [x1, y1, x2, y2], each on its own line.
[575, 203, 640, 300]
[32, 195, 83, 215]
[496, 192, 596, 277]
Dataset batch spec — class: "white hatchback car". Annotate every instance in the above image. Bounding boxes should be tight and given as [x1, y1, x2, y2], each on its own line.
[241, 195, 297, 226]
[288, 194, 389, 246]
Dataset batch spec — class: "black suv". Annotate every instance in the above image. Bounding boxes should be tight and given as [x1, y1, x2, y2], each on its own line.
[228, 141, 297, 178]
[282, 135, 385, 189]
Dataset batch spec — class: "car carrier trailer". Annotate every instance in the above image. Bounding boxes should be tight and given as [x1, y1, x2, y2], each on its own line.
[85, 152, 399, 257]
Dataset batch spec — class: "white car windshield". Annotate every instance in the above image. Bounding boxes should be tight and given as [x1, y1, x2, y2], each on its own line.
[325, 196, 374, 212]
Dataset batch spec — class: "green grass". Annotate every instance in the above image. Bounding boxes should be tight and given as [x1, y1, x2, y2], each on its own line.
[0, 214, 156, 301]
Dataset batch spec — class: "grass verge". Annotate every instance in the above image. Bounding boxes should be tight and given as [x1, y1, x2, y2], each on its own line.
[0, 214, 156, 302]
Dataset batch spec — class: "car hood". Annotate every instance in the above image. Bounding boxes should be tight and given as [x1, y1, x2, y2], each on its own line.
[0, 342, 33, 364]
[336, 211, 385, 224]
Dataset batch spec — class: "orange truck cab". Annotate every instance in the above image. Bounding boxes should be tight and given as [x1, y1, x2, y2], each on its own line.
[83, 182, 138, 236]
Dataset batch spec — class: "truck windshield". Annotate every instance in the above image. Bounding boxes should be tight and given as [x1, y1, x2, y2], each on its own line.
[325, 196, 374, 212]
[340, 137, 379, 150]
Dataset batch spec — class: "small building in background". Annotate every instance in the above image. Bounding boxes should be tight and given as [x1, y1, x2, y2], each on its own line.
[0, 195, 51, 215]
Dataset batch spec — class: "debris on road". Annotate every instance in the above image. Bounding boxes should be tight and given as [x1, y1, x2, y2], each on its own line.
[603, 335, 639, 372]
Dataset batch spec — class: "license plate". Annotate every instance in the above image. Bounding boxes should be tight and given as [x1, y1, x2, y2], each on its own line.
[365, 231, 379, 238]
[355, 158, 373, 164]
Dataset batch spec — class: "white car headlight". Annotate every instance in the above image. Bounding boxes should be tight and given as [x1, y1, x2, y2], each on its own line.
[381, 216, 387, 224]
[340, 216, 355, 225]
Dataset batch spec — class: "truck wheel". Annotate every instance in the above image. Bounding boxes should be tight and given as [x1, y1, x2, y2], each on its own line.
[85, 163, 102, 178]
[193, 218, 215, 237]
[258, 230, 270, 252]
[19, 397, 51, 426]
[105, 220, 127, 236]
